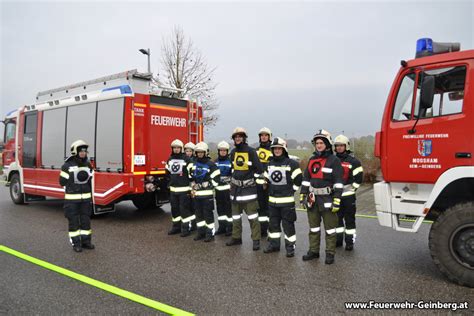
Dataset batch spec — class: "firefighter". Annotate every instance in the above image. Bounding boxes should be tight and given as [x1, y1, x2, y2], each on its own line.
[214, 141, 233, 236]
[190, 142, 221, 242]
[334, 135, 363, 251]
[184, 141, 197, 230]
[59, 140, 95, 252]
[165, 139, 194, 237]
[263, 137, 302, 257]
[256, 127, 272, 237]
[226, 127, 263, 251]
[300, 130, 344, 264]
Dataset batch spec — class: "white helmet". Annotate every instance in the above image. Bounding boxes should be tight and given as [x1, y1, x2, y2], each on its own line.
[171, 139, 184, 151]
[311, 129, 333, 148]
[70, 140, 89, 156]
[217, 141, 230, 150]
[258, 127, 272, 138]
[270, 137, 287, 151]
[195, 142, 209, 153]
[231, 127, 248, 139]
[334, 135, 351, 151]
[184, 142, 195, 151]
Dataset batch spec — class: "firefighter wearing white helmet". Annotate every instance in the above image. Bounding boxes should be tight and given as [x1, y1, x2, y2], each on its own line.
[59, 140, 95, 252]
[263, 137, 302, 257]
[165, 139, 194, 236]
[300, 129, 344, 264]
[189, 142, 221, 242]
[226, 127, 264, 251]
[184, 142, 195, 160]
[256, 127, 273, 238]
[214, 141, 233, 236]
[334, 134, 363, 251]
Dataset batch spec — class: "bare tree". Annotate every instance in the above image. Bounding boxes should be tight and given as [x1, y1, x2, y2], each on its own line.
[156, 26, 219, 127]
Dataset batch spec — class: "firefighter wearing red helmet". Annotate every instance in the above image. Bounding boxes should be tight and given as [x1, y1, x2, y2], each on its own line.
[334, 134, 363, 251]
[226, 127, 264, 251]
[300, 130, 344, 264]
[165, 139, 194, 237]
[256, 127, 273, 238]
[59, 140, 95, 252]
[263, 137, 302, 257]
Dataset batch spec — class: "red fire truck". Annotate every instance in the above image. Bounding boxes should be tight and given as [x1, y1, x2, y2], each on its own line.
[2, 69, 203, 213]
[375, 38, 473, 287]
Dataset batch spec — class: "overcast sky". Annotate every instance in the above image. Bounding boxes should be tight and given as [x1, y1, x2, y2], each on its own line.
[1, 0, 473, 143]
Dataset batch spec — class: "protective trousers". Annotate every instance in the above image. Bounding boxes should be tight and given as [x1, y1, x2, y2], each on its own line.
[257, 184, 269, 234]
[170, 192, 192, 231]
[194, 197, 215, 238]
[268, 205, 296, 249]
[307, 197, 338, 255]
[64, 201, 92, 247]
[336, 195, 357, 246]
[215, 189, 232, 233]
[231, 200, 261, 241]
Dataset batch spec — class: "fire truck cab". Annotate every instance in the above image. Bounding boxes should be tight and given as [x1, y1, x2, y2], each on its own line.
[375, 38, 474, 287]
[2, 69, 203, 213]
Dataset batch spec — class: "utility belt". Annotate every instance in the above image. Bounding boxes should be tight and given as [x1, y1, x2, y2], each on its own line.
[231, 178, 256, 188]
[221, 176, 231, 184]
[192, 181, 212, 190]
[309, 186, 332, 195]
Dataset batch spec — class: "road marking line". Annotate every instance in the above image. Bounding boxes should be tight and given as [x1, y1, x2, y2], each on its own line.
[0, 245, 194, 316]
[295, 208, 433, 224]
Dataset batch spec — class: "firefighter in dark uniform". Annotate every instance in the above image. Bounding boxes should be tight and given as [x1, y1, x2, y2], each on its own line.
[334, 135, 363, 251]
[300, 130, 344, 264]
[214, 141, 233, 236]
[184, 142, 197, 231]
[190, 142, 221, 242]
[263, 137, 302, 257]
[165, 139, 194, 237]
[59, 140, 95, 252]
[256, 127, 272, 237]
[226, 127, 264, 251]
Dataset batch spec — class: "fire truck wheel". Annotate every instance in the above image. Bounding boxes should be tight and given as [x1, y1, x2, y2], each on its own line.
[132, 193, 156, 210]
[429, 202, 474, 288]
[9, 174, 25, 205]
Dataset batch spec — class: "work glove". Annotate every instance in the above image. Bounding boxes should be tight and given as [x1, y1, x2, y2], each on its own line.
[299, 194, 307, 209]
[331, 198, 341, 213]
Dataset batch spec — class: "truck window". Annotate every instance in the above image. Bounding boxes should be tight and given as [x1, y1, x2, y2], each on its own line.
[415, 66, 466, 118]
[5, 122, 15, 142]
[96, 98, 124, 171]
[392, 73, 416, 121]
[23, 112, 37, 168]
[42, 108, 66, 168]
[66, 102, 96, 159]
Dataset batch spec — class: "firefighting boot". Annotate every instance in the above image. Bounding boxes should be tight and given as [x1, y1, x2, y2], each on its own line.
[204, 228, 215, 242]
[180, 223, 191, 237]
[215, 221, 227, 235]
[302, 251, 320, 261]
[82, 236, 95, 250]
[325, 252, 335, 265]
[253, 240, 260, 251]
[194, 227, 206, 241]
[285, 242, 295, 258]
[263, 239, 280, 253]
[190, 220, 197, 232]
[168, 223, 181, 235]
[225, 222, 233, 236]
[71, 236, 82, 252]
[336, 233, 344, 248]
[345, 244, 354, 251]
[226, 238, 242, 246]
[73, 244, 82, 252]
[260, 222, 269, 238]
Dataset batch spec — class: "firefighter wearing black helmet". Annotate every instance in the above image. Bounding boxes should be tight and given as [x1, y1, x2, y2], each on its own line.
[226, 127, 264, 251]
[334, 134, 363, 251]
[300, 130, 344, 264]
[256, 127, 272, 237]
[263, 137, 302, 257]
[165, 139, 194, 237]
[59, 140, 95, 252]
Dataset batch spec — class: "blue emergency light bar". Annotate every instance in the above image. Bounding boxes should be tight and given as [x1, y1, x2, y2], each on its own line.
[415, 38, 460, 58]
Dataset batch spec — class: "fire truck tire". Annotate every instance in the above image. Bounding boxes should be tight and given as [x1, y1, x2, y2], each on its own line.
[132, 193, 156, 210]
[429, 202, 474, 288]
[10, 174, 25, 205]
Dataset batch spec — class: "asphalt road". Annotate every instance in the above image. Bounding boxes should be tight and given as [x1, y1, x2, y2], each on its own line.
[1, 185, 473, 315]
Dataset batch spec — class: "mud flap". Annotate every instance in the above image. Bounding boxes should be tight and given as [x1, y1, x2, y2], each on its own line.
[93, 203, 115, 215]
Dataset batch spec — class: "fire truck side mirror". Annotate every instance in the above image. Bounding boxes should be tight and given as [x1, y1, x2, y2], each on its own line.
[420, 76, 435, 110]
